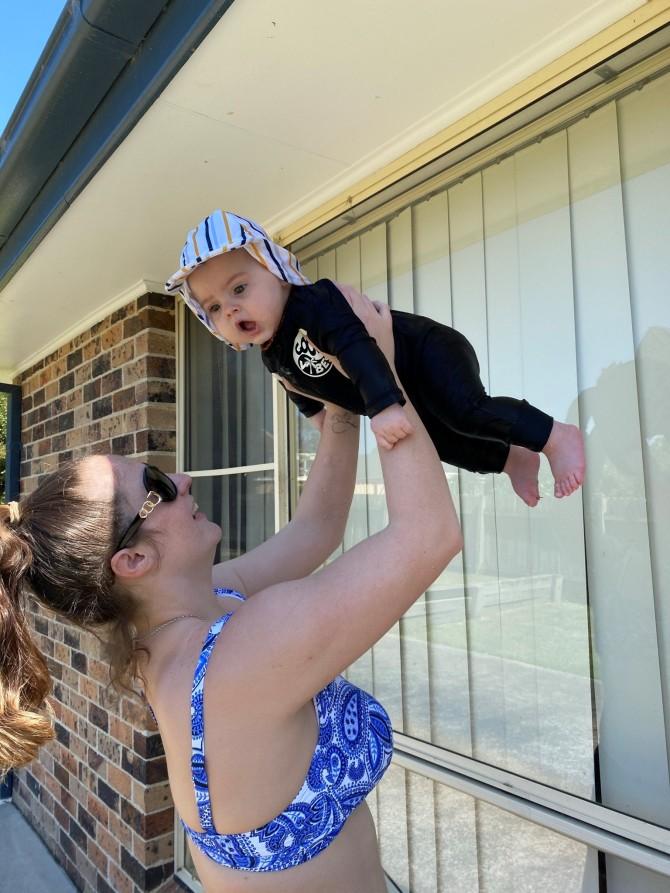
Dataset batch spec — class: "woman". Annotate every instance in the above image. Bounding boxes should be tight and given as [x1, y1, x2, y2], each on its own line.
[0, 299, 462, 892]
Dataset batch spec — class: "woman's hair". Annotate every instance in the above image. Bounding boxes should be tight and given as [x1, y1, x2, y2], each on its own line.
[0, 459, 141, 772]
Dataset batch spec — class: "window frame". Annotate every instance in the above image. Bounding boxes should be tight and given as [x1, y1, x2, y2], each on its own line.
[0, 383, 21, 501]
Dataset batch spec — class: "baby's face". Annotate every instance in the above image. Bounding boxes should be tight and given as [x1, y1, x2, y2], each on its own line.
[187, 249, 290, 349]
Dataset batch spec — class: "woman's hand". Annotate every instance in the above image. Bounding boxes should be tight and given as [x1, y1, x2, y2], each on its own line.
[280, 283, 398, 434]
[334, 283, 409, 449]
[334, 283, 395, 366]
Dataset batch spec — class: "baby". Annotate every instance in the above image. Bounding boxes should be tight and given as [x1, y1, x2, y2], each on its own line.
[166, 210, 585, 506]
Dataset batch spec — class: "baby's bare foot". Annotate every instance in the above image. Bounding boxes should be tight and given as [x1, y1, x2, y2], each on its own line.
[542, 422, 585, 498]
[503, 446, 541, 507]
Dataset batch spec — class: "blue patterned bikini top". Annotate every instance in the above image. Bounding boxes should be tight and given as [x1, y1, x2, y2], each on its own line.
[182, 588, 394, 872]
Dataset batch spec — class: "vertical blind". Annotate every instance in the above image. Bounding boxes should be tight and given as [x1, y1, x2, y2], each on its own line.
[298, 68, 670, 893]
[183, 313, 275, 560]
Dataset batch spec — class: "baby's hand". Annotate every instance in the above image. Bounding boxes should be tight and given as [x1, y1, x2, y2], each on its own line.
[371, 404, 414, 450]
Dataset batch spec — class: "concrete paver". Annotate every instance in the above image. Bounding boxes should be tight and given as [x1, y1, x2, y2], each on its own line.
[0, 801, 77, 893]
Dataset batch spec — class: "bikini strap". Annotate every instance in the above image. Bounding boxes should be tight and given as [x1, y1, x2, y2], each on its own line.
[213, 586, 246, 601]
[190, 613, 235, 833]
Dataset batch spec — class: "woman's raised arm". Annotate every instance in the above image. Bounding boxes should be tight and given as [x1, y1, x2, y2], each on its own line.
[212, 404, 360, 596]
[214, 287, 393, 596]
[211, 349, 463, 714]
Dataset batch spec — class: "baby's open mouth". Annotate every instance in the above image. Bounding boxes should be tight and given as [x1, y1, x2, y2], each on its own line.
[238, 320, 257, 333]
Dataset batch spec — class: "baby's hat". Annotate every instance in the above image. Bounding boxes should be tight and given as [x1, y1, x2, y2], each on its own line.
[165, 210, 309, 348]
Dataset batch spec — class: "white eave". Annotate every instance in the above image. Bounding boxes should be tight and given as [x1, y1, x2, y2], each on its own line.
[0, 0, 648, 378]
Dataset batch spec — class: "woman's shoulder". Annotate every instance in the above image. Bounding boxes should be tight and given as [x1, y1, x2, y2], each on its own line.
[141, 606, 238, 716]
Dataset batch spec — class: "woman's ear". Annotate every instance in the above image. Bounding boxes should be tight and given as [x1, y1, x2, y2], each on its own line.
[110, 545, 156, 582]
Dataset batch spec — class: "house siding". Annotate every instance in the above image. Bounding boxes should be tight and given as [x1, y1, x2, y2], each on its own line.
[11, 292, 183, 893]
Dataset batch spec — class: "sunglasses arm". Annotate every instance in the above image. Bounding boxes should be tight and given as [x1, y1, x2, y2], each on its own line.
[139, 491, 163, 519]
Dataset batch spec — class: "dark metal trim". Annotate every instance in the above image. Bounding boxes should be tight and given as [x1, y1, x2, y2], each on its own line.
[0, 770, 12, 801]
[0, 384, 21, 501]
[0, 0, 236, 292]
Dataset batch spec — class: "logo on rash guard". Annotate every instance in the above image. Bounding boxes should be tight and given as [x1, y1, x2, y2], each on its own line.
[293, 330, 332, 377]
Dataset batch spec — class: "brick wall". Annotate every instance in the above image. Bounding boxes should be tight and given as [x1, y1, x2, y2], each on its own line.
[18, 293, 177, 492]
[12, 293, 185, 893]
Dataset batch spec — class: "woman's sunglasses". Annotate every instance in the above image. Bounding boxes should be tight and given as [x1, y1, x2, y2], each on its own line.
[115, 465, 178, 552]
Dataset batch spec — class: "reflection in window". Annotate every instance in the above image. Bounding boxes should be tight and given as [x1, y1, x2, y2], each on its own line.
[184, 310, 273, 472]
[190, 472, 274, 564]
[379, 764, 600, 893]
[296, 71, 670, 851]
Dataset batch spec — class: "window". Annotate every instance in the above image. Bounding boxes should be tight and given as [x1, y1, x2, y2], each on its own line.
[177, 49, 670, 893]
[181, 310, 276, 562]
[294, 63, 670, 892]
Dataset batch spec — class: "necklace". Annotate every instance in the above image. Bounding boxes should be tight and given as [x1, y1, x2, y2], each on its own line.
[134, 613, 201, 644]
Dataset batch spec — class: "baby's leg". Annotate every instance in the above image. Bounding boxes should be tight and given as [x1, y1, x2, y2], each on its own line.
[430, 421, 540, 506]
[541, 421, 586, 498]
[503, 446, 541, 507]
[429, 424, 540, 507]
[420, 325, 552, 447]
[419, 325, 584, 498]
[429, 422, 509, 473]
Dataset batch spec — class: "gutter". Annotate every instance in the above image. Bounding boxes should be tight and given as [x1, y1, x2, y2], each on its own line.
[0, 0, 235, 292]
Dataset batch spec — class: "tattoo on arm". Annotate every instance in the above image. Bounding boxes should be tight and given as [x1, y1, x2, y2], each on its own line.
[330, 411, 358, 433]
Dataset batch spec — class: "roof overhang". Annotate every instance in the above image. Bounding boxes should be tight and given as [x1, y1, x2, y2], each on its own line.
[1, 0, 666, 379]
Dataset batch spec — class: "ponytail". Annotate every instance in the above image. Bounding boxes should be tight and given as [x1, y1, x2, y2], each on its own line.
[0, 458, 146, 770]
[0, 505, 54, 771]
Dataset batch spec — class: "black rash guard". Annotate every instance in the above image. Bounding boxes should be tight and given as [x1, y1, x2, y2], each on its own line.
[261, 279, 553, 474]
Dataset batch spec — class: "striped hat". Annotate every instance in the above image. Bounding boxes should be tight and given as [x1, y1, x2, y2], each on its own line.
[165, 210, 310, 349]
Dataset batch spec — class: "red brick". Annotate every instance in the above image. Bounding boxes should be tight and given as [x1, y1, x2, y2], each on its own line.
[144, 807, 174, 839]
[69, 733, 87, 761]
[135, 430, 176, 453]
[122, 403, 175, 433]
[54, 642, 70, 663]
[101, 322, 124, 351]
[108, 859, 133, 893]
[80, 677, 99, 701]
[107, 764, 132, 800]
[134, 330, 175, 357]
[87, 792, 110, 828]
[73, 847, 97, 889]
[97, 824, 120, 862]
[74, 361, 93, 386]
[112, 386, 137, 412]
[88, 658, 110, 684]
[62, 750, 78, 775]
[87, 838, 109, 875]
[97, 732, 121, 765]
[61, 787, 77, 817]
[136, 830, 174, 866]
[54, 800, 70, 830]
[108, 715, 132, 748]
[108, 811, 133, 851]
[83, 336, 102, 361]
[120, 697, 154, 730]
[111, 340, 135, 368]
[45, 771, 60, 800]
